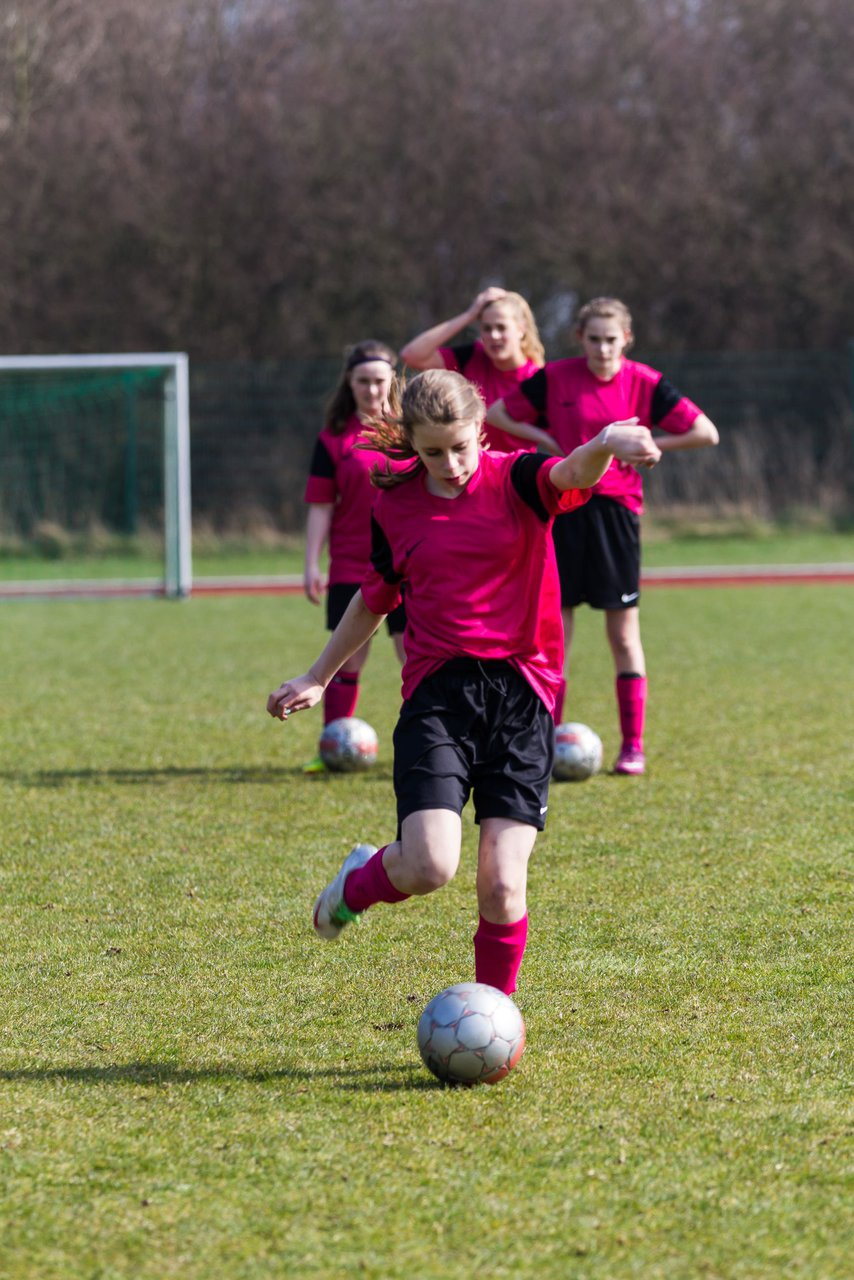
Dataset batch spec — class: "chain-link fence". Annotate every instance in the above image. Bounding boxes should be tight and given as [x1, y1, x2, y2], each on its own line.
[1, 350, 851, 545]
[638, 348, 852, 521]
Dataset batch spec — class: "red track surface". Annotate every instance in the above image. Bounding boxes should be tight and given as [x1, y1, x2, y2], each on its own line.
[641, 565, 854, 588]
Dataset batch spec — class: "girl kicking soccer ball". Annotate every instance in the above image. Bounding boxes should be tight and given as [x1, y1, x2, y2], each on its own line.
[267, 369, 660, 995]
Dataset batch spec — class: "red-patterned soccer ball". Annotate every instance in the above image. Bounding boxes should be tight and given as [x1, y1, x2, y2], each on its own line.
[552, 721, 603, 782]
[417, 982, 526, 1086]
[318, 717, 379, 772]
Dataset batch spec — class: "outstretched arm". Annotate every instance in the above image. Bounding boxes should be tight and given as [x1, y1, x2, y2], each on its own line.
[549, 420, 662, 491]
[400, 287, 507, 370]
[266, 590, 387, 720]
[654, 412, 719, 453]
[486, 398, 562, 456]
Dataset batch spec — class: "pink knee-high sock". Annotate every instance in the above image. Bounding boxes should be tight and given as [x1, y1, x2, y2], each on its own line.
[473, 914, 529, 995]
[553, 675, 567, 725]
[323, 671, 359, 724]
[616, 672, 646, 749]
[343, 846, 410, 914]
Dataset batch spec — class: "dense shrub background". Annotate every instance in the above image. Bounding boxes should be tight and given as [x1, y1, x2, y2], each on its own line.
[0, 0, 851, 359]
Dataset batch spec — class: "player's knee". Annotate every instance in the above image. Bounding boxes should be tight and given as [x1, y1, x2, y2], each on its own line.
[478, 876, 525, 921]
[403, 843, 458, 894]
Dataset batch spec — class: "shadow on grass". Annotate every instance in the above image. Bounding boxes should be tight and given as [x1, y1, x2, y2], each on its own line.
[0, 766, 392, 788]
[0, 1061, 442, 1091]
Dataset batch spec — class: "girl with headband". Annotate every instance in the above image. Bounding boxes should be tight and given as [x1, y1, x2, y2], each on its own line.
[301, 340, 406, 772]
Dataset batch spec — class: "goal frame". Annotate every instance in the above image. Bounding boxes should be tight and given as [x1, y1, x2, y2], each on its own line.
[0, 352, 192, 598]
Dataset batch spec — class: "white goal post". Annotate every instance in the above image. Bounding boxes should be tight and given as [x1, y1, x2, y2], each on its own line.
[0, 352, 192, 598]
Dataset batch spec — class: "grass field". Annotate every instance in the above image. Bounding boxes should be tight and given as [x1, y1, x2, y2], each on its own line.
[1, 524, 854, 582]
[1, 573, 851, 1277]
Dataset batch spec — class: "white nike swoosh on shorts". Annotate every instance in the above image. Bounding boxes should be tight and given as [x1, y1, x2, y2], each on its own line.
[621, 592, 639, 603]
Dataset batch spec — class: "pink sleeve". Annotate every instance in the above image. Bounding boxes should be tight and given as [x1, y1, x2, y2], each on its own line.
[635, 362, 702, 436]
[538, 457, 591, 515]
[439, 347, 460, 372]
[360, 568, 401, 617]
[304, 431, 338, 503]
[658, 395, 702, 435]
[304, 475, 337, 504]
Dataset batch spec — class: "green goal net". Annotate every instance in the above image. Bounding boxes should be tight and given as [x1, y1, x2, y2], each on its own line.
[0, 354, 191, 597]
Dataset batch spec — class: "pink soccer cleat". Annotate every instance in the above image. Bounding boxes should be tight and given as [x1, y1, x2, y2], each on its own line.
[614, 744, 646, 776]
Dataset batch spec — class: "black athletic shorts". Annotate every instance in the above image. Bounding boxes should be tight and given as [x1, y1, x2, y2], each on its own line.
[393, 658, 554, 831]
[326, 581, 407, 635]
[552, 494, 641, 610]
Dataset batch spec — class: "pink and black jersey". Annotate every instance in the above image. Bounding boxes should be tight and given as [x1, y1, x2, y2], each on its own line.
[360, 451, 590, 713]
[440, 341, 541, 453]
[502, 357, 702, 513]
[303, 414, 390, 585]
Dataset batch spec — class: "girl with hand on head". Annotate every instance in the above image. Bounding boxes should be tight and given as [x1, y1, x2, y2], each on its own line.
[268, 368, 660, 994]
[301, 339, 407, 773]
[400, 288, 556, 454]
[486, 297, 719, 776]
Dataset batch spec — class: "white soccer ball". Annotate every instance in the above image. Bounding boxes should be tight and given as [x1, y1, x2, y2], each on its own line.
[318, 717, 379, 772]
[417, 982, 526, 1086]
[552, 721, 603, 782]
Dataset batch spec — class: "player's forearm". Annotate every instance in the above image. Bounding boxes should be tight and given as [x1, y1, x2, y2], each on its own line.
[550, 435, 615, 490]
[304, 504, 333, 570]
[654, 414, 719, 452]
[308, 590, 386, 687]
[400, 313, 472, 368]
[551, 422, 662, 491]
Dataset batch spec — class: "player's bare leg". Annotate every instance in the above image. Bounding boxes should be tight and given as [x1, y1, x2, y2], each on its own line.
[388, 809, 463, 895]
[473, 818, 536, 993]
[475, 819, 535, 923]
[605, 606, 645, 676]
